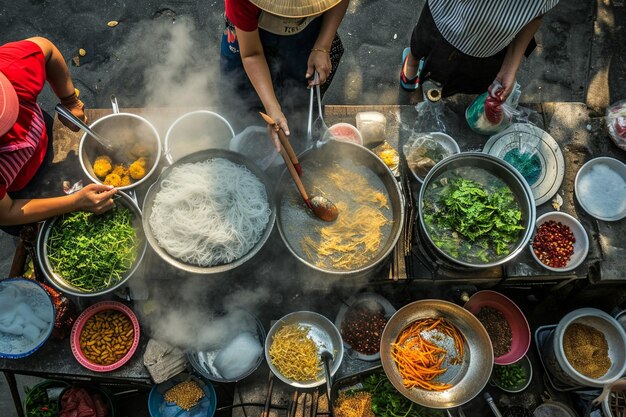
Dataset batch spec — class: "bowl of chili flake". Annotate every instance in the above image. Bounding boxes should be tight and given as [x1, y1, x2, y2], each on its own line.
[530, 211, 589, 272]
[335, 292, 396, 361]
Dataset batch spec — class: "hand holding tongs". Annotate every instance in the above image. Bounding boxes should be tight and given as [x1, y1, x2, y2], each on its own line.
[260, 112, 302, 176]
[307, 71, 329, 147]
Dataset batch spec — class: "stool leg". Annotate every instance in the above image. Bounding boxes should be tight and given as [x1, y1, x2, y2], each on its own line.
[3, 371, 24, 417]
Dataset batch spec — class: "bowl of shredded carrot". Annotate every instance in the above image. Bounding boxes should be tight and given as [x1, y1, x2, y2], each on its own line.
[380, 299, 493, 409]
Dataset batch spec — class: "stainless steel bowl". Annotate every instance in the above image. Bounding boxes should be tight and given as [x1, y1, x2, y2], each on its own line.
[265, 311, 343, 389]
[380, 299, 493, 409]
[142, 149, 276, 275]
[418, 152, 536, 269]
[188, 311, 266, 383]
[37, 192, 147, 297]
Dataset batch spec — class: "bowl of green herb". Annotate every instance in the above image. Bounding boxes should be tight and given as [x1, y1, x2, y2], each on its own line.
[37, 191, 146, 297]
[418, 152, 535, 268]
[491, 355, 533, 393]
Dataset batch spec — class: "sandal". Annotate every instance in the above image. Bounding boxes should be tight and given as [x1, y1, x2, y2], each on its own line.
[400, 47, 420, 91]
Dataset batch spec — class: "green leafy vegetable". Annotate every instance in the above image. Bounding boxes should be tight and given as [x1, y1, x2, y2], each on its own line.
[360, 372, 444, 417]
[47, 207, 138, 292]
[24, 385, 59, 417]
[423, 177, 524, 263]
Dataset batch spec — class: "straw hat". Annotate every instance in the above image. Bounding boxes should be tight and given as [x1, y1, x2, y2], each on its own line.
[249, 0, 342, 18]
[0, 71, 19, 137]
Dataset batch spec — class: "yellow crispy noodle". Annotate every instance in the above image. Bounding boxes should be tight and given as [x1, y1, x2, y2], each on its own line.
[301, 165, 390, 270]
[269, 324, 321, 381]
[335, 391, 375, 417]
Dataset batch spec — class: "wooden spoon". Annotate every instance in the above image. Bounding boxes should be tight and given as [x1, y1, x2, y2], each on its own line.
[259, 113, 338, 222]
[260, 112, 302, 176]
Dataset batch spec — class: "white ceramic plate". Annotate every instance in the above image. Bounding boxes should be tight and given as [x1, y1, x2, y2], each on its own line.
[575, 157, 626, 221]
[483, 124, 564, 206]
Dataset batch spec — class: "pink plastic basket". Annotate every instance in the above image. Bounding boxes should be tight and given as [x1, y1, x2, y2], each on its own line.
[464, 290, 531, 365]
[70, 301, 140, 372]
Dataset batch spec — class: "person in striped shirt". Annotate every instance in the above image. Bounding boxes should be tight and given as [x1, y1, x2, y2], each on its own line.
[0, 37, 116, 232]
[400, 0, 559, 100]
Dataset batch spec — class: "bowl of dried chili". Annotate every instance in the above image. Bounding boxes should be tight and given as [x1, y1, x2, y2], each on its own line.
[530, 211, 589, 272]
[334, 292, 396, 361]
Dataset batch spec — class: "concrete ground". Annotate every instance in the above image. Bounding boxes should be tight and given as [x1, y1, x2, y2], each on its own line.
[1, 0, 625, 415]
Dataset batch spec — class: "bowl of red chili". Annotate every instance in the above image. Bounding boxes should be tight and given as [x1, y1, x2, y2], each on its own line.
[464, 290, 531, 365]
[530, 211, 589, 272]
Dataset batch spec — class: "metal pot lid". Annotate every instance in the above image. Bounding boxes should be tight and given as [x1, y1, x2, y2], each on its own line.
[483, 123, 564, 206]
[574, 157, 626, 221]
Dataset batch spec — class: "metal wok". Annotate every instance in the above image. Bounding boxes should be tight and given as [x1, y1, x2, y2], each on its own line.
[141, 149, 276, 274]
[275, 140, 404, 276]
[380, 299, 493, 409]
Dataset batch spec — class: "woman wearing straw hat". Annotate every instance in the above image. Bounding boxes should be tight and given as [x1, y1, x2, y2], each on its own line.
[221, 0, 349, 149]
[0, 37, 117, 233]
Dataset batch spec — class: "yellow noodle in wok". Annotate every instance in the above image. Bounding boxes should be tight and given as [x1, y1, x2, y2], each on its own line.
[301, 164, 390, 270]
[269, 324, 321, 381]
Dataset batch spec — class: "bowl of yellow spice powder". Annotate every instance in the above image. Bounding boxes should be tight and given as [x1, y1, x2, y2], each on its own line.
[546, 308, 626, 388]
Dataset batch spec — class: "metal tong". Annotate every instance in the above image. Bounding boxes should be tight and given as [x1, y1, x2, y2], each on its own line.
[307, 71, 328, 148]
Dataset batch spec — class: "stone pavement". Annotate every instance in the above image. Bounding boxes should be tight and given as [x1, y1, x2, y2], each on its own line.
[1, 0, 625, 416]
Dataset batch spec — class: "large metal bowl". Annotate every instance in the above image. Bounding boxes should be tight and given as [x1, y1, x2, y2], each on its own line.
[418, 152, 536, 269]
[265, 311, 343, 389]
[142, 149, 276, 275]
[37, 192, 147, 297]
[276, 140, 404, 276]
[380, 299, 493, 409]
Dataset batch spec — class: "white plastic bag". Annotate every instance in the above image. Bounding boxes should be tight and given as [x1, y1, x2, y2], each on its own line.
[606, 100, 626, 151]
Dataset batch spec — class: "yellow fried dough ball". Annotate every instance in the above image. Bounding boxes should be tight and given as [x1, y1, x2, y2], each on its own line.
[93, 155, 113, 178]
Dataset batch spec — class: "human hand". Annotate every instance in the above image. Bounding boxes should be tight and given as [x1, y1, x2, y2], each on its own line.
[266, 110, 289, 152]
[72, 183, 117, 214]
[491, 69, 516, 102]
[59, 91, 88, 132]
[306, 49, 331, 87]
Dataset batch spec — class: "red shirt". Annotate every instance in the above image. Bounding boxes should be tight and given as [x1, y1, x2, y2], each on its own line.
[225, 0, 261, 32]
[0, 40, 48, 199]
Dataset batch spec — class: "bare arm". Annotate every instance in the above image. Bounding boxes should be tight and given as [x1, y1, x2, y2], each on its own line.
[0, 184, 117, 226]
[494, 16, 543, 100]
[27, 36, 86, 130]
[307, 0, 349, 85]
[236, 28, 288, 147]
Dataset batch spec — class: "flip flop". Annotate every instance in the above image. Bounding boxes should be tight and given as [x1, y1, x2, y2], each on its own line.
[400, 47, 420, 91]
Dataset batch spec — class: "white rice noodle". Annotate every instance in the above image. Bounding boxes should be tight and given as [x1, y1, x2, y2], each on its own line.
[149, 158, 271, 266]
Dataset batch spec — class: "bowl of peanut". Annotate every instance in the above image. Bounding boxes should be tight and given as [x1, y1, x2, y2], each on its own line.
[71, 301, 140, 372]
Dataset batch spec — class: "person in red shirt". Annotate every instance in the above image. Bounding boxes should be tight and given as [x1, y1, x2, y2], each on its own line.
[0, 37, 116, 231]
[221, 0, 349, 150]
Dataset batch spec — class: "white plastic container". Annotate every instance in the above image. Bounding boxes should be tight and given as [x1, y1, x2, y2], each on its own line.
[356, 111, 387, 147]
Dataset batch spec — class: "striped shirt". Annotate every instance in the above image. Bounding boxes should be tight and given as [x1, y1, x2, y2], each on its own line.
[429, 0, 559, 58]
[0, 100, 45, 196]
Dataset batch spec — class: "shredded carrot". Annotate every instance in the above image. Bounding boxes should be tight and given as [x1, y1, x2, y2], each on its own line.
[391, 318, 465, 391]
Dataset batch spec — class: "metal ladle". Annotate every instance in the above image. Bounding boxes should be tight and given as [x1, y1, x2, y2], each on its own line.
[55, 104, 115, 152]
[321, 350, 334, 417]
[259, 112, 339, 222]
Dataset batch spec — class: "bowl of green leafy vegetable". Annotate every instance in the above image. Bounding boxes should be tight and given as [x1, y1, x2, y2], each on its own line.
[37, 191, 146, 297]
[490, 354, 533, 393]
[418, 152, 535, 268]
